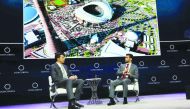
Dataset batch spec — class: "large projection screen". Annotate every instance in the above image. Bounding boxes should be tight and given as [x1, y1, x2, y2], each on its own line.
[23, 0, 161, 58]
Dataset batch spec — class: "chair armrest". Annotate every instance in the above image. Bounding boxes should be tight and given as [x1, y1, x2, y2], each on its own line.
[49, 83, 56, 93]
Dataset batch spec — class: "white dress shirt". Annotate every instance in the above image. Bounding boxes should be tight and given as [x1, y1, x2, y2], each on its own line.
[57, 62, 68, 79]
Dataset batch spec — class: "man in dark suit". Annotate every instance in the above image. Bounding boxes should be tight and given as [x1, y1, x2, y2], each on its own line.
[107, 53, 139, 105]
[51, 53, 84, 109]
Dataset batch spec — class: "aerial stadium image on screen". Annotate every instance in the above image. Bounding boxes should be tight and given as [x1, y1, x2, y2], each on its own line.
[24, 0, 161, 58]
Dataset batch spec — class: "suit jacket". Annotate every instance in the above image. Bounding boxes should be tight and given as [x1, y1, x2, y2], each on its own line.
[117, 63, 139, 82]
[50, 63, 72, 84]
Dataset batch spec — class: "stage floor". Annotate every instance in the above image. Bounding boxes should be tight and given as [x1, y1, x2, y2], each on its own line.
[0, 93, 189, 109]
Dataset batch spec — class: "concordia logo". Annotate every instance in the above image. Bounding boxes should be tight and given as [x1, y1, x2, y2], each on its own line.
[170, 45, 175, 50]
[18, 65, 25, 71]
[32, 82, 39, 89]
[160, 60, 166, 66]
[151, 76, 157, 82]
[117, 62, 122, 67]
[45, 64, 50, 71]
[181, 59, 186, 65]
[4, 84, 11, 90]
[139, 61, 145, 66]
[94, 63, 100, 69]
[4, 47, 11, 54]
[172, 75, 178, 81]
[70, 63, 76, 69]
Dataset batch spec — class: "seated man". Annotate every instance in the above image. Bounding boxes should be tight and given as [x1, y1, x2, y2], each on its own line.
[51, 53, 84, 109]
[107, 53, 139, 106]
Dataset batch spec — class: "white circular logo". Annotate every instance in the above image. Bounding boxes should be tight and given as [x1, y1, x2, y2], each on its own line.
[4, 84, 11, 90]
[4, 47, 11, 54]
[139, 61, 145, 66]
[117, 62, 122, 67]
[181, 59, 186, 65]
[94, 63, 100, 69]
[32, 82, 39, 89]
[172, 75, 178, 81]
[70, 63, 76, 69]
[83, 81, 88, 86]
[160, 60, 166, 66]
[151, 76, 157, 82]
[106, 79, 112, 85]
[170, 45, 175, 50]
[45, 64, 50, 71]
[18, 65, 25, 71]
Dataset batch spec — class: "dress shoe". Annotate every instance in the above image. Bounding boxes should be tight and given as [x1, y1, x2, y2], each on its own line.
[107, 98, 116, 106]
[68, 100, 80, 109]
[68, 104, 80, 109]
[107, 101, 116, 106]
[74, 101, 84, 108]
[123, 97, 128, 104]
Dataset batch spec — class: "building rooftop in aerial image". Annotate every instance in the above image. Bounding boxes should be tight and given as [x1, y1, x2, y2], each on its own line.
[24, 0, 160, 58]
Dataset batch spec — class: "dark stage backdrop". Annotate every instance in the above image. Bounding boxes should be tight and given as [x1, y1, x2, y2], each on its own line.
[0, 0, 190, 105]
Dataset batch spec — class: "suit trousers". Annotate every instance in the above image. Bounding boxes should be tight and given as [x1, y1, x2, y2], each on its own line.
[57, 79, 84, 100]
[109, 78, 132, 98]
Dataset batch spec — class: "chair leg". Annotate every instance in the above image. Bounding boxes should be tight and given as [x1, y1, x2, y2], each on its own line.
[114, 92, 120, 102]
[50, 97, 53, 108]
[135, 91, 140, 102]
[50, 102, 53, 108]
[135, 96, 140, 102]
[52, 103, 57, 109]
[50, 96, 57, 109]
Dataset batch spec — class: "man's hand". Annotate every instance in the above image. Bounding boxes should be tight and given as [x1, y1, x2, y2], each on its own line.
[74, 75, 78, 79]
[123, 68, 128, 74]
[69, 75, 78, 80]
[126, 72, 130, 75]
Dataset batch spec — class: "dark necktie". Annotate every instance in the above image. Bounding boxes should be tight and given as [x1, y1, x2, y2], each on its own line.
[121, 64, 129, 79]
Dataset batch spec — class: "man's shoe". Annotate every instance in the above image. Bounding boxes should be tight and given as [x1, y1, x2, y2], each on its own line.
[107, 98, 116, 106]
[107, 101, 116, 106]
[68, 100, 80, 109]
[68, 104, 80, 109]
[123, 97, 128, 104]
[123, 100, 128, 104]
[74, 101, 84, 108]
